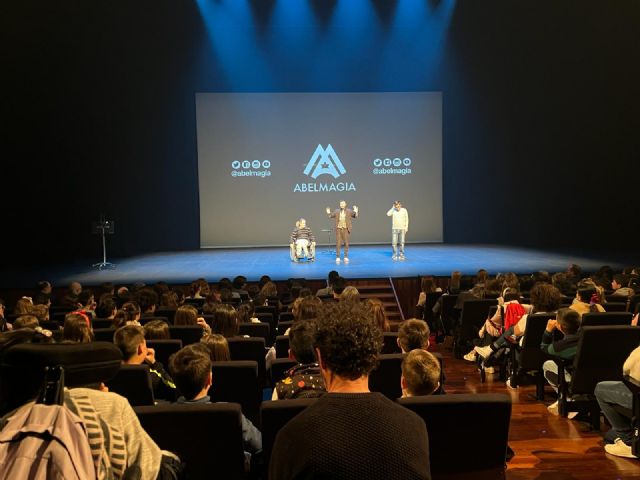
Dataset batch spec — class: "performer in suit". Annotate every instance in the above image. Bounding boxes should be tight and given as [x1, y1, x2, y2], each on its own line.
[325, 200, 358, 264]
[386, 200, 409, 260]
[290, 218, 316, 262]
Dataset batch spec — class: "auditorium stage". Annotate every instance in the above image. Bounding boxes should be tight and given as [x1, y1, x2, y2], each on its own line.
[27, 244, 625, 287]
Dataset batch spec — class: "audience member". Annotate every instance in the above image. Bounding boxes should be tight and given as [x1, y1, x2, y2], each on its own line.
[541, 308, 582, 415]
[13, 315, 40, 330]
[611, 274, 635, 297]
[316, 270, 340, 297]
[368, 298, 390, 332]
[401, 349, 441, 397]
[114, 324, 177, 401]
[397, 319, 431, 353]
[96, 297, 118, 319]
[595, 345, 640, 459]
[237, 303, 259, 323]
[210, 304, 239, 338]
[272, 320, 326, 400]
[200, 333, 231, 361]
[63, 312, 94, 343]
[340, 285, 360, 303]
[33, 280, 53, 305]
[168, 344, 262, 466]
[14, 297, 33, 316]
[269, 301, 431, 480]
[61, 281, 83, 308]
[144, 319, 170, 340]
[174, 304, 212, 335]
[570, 287, 605, 315]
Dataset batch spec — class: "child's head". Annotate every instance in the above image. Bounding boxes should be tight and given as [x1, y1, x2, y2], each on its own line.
[169, 344, 212, 401]
[397, 319, 430, 353]
[401, 349, 441, 397]
[143, 319, 170, 340]
[556, 308, 581, 335]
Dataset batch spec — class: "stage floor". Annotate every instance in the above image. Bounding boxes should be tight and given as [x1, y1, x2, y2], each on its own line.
[24, 244, 625, 286]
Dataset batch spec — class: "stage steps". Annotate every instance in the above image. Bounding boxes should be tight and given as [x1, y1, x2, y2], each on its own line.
[350, 278, 404, 326]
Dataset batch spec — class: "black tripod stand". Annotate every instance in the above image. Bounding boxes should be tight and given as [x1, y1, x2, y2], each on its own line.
[91, 219, 116, 270]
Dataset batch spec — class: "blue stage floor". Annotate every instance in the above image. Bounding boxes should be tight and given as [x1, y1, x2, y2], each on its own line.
[33, 244, 625, 286]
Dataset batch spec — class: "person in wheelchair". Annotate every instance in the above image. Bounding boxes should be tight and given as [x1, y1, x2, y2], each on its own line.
[290, 218, 316, 262]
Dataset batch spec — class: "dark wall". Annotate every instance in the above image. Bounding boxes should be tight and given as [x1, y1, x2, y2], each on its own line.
[3, 0, 639, 267]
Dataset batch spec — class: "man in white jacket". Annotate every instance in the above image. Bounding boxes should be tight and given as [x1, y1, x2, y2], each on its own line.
[386, 201, 409, 260]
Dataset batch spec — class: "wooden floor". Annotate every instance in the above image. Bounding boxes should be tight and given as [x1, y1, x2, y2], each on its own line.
[433, 342, 640, 479]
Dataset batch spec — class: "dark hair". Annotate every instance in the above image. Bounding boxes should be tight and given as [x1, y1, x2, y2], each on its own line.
[530, 284, 562, 313]
[289, 320, 318, 364]
[568, 264, 582, 278]
[531, 271, 551, 285]
[420, 276, 438, 294]
[211, 304, 239, 338]
[294, 296, 323, 322]
[121, 302, 141, 322]
[501, 273, 519, 291]
[169, 344, 212, 401]
[502, 287, 520, 303]
[398, 319, 430, 352]
[449, 271, 461, 293]
[476, 269, 488, 285]
[314, 302, 382, 380]
[63, 313, 93, 343]
[402, 349, 441, 396]
[332, 277, 346, 295]
[232, 276, 247, 290]
[551, 273, 574, 296]
[367, 298, 389, 332]
[556, 308, 581, 335]
[137, 288, 159, 313]
[327, 270, 340, 286]
[200, 333, 231, 362]
[78, 290, 95, 307]
[459, 275, 475, 291]
[613, 274, 630, 287]
[237, 303, 255, 323]
[113, 325, 145, 361]
[259, 275, 272, 289]
[96, 297, 118, 319]
[143, 320, 170, 340]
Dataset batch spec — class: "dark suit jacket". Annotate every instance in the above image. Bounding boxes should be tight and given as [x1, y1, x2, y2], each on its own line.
[328, 208, 357, 234]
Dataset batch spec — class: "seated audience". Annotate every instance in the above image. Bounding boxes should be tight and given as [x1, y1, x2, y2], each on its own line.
[14, 296, 33, 316]
[368, 298, 390, 332]
[330, 276, 347, 299]
[237, 303, 260, 324]
[114, 301, 143, 328]
[144, 319, 170, 340]
[272, 320, 326, 400]
[316, 270, 339, 297]
[416, 275, 442, 311]
[61, 281, 82, 308]
[570, 287, 605, 315]
[30, 304, 50, 323]
[269, 301, 431, 480]
[397, 319, 431, 353]
[114, 324, 177, 401]
[611, 274, 635, 297]
[340, 285, 360, 303]
[137, 288, 160, 317]
[595, 345, 640, 459]
[63, 312, 94, 343]
[96, 297, 118, 320]
[13, 315, 40, 330]
[209, 304, 239, 338]
[168, 344, 262, 464]
[78, 290, 97, 317]
[401, 349, 441, 397]
[174, 304, 211, 335]
[200, 333, 231, 361]
[541, 308, 582, 415]
[33, 280, 53, 306]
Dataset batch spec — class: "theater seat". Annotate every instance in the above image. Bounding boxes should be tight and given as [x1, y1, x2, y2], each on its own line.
[398, 393, 511, 478]
[227, 337, 267, 388]
[260, 398, 318, 478]
[382, 332, 401, 354]
[275, 335, 290, 358]
[135, 403, 246, 480]
[146, 339, 182, 369]
[369, 353, 445, 400]
[211, 360, 261, 426]
[106, 364, 155, 406]
[168, 325, 204, 345]
[269, 358, 297, 385]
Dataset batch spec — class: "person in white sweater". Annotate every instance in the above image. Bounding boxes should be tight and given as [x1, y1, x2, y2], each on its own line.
[594, 345, 640, 459]
[386, 201, 409, 260]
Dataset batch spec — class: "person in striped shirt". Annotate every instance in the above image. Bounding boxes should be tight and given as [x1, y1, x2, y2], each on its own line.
[290, 218, 316, 262]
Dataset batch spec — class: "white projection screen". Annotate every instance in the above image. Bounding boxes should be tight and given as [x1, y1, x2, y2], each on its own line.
[196, 92, 442, 248]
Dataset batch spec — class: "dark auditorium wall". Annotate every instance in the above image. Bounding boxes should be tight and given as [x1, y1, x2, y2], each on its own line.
[2, 0, 639, 267]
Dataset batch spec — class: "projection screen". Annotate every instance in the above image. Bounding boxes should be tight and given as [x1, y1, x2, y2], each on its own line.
[196, 92, 442, 248]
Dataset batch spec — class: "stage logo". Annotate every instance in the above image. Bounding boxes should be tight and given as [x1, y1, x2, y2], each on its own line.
[294, 144, 355, 193]
[230, 159, 271, 178]
[304, 144, 346, 179]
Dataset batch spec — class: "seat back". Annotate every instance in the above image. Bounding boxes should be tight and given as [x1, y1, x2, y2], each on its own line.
[603, 302, 628, 312]
[134, 403, 246, 480]
[570, 326, 640, 395]
[369, 353, 445, 400]
[440, 294, 459, 332]
[275, 335, 290, 358]
[277, 321, 293, 336]
[456, 299, 497, 356]
[382, 332, 401, 354]
[211, 360, 261, 426]
[260, 398, 318, 477]
[278, 312, 294, 322]
[227, 337, 267, 387]
[168, 325, 204, 345]
[155, 308, 176, 324]
[581, 312, 632, 327]
[397, 393, 511, 475]
[269, 358, 297, 385]
[140, 316, 169, 325]
[92, 318, 114, 329]
[146, 339, 182, 369]
[518, 313, 556, 371]
[238, 322, 271, 346]
[106, 364, 154, 406]
[93, 328, 116, 342]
